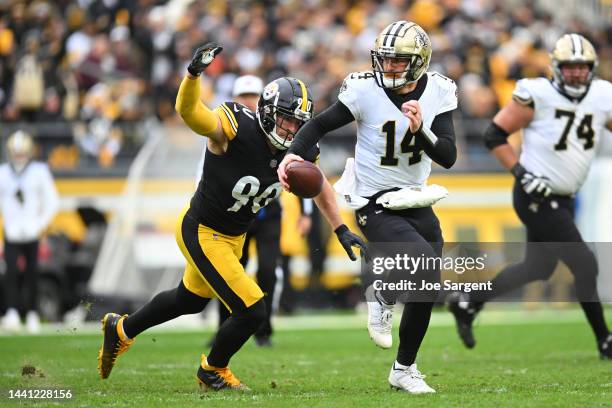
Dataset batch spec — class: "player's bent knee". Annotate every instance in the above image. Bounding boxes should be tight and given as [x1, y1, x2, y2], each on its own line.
[176, 282, 209, 314]
[233, 298, 267, 327]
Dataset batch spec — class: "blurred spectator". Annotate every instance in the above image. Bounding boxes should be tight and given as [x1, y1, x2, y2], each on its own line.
[74, 83, 123, 167]
[0, 0, 609, 168]
[0, 130, 59, 333]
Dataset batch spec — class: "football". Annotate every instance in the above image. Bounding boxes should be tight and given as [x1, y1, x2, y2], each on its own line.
[286, 161, 324, 198]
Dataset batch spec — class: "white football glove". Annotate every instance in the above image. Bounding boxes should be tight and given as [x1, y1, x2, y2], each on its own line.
[512, 163, 552, 203]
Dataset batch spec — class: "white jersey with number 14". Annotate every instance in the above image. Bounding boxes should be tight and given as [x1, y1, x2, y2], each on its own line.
[338, 71, 457, 197]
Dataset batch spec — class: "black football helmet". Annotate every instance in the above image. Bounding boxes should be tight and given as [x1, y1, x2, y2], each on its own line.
[256, 77, 313, 150]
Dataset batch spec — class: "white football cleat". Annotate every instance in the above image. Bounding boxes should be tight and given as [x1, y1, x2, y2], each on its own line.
[2, 308, 22, 332]
[365, 285, 394, 349]
[26, 311, 41, 334]
[389, 362, 436, 394]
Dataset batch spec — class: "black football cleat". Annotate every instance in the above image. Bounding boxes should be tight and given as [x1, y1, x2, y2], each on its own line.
[599, 333, 612, 360]
[196, 354, 251, 392]
[447, 292, 481, 349]
[97, 313, 135, 379]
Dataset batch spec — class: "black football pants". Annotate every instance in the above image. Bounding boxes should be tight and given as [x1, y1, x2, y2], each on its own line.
[216, 215, 281, 339]
[477, 182, 608, 340]
[3, 239, 39, 312]
[356, 200, 443, 366]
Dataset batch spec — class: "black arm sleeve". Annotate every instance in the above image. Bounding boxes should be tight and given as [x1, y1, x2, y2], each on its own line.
[416, 110, 457, 169]
[288, 100, 355, 157]
[483, 121, 510, 150]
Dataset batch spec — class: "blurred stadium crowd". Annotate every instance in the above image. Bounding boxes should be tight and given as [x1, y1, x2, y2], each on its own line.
[0, 0, 610, 171]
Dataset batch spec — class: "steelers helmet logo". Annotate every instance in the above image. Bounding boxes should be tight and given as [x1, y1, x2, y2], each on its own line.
[262, 82, 279, 100]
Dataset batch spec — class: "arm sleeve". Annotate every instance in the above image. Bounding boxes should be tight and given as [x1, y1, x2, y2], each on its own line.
[287, 100, 355, 157]
[417, 110, 457, 169]
[483, 121, 510, 150]
[175, 76, 222, 137]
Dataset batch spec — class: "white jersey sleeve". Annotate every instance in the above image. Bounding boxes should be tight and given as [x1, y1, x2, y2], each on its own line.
[429, 72, 458, 114]
[338, 72, 372, 121]
[512, 78, 536, 107]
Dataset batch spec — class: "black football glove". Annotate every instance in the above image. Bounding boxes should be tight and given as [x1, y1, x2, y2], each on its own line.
[511, 163, 552, 203]
[187, 42, 223, 77]
[334, 224, 368, 262]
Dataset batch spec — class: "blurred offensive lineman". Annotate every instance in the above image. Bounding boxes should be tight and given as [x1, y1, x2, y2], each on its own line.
[279, 21, 458, 393]
[97, 43, 365, 390]
[448, 34, 612, 359]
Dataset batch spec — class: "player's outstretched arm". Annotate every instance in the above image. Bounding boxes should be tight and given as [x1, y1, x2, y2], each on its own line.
[277, 153, 303, 191]
[279, 101, 355, 189]
[313, 177, 367, 261]
[175, 43, 226, 144]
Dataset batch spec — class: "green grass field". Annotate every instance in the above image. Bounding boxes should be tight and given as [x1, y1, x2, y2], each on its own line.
[0, 309, 610, 407]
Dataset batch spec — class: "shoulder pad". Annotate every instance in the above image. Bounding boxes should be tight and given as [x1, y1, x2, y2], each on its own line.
[512, 78, 548, 107]
[215, 102, 256, 140]
[428, 72, 458, 113]
[428, 71, 456, 92]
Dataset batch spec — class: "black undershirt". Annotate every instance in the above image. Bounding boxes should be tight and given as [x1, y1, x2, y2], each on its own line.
[289, 75, 457, 169]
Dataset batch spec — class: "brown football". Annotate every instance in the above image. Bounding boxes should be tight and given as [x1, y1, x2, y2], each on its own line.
[286, 161, 324, 198]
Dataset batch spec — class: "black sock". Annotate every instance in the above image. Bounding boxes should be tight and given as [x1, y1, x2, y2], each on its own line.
[396, 302, 434, 366]
[207, 299, 266, 368]
[580, 302, 610, 341]
[123, 281, 209, 338]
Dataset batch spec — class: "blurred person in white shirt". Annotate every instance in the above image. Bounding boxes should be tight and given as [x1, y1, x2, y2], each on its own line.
[0, 130, 59, 333]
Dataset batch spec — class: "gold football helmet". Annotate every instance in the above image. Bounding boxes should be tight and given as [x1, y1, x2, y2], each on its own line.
[550, 33, 598, 98]
[371, 21, 432, 89]
[6, 130, 34, 171]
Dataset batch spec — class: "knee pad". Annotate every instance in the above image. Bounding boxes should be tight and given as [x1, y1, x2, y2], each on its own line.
[233, 298, 266, 326]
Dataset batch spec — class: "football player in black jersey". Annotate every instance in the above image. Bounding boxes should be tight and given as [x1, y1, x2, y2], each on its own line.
[202, 75, 313, 348]
[97, 43, 366, 391]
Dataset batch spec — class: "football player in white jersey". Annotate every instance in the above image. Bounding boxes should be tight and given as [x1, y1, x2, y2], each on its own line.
[278, 21, 458, 393]
[448, 34, 612, 359]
